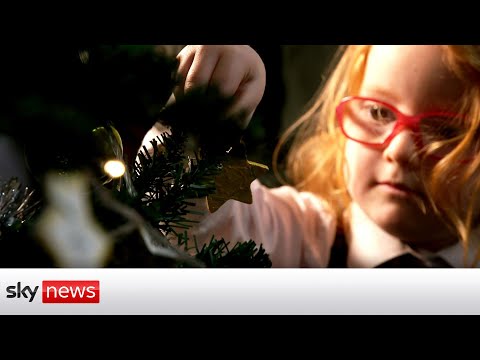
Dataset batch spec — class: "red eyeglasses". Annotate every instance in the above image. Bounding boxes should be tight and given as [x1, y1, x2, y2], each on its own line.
[335, 96, 470, 157]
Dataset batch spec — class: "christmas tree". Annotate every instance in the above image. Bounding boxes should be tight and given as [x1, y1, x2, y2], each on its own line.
[0, 45, 271, 268]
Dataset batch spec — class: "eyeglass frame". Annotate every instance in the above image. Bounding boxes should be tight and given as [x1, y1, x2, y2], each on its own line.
[335, 96, 467, 150]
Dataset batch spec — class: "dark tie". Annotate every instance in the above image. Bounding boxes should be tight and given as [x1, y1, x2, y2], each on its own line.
[375, 253, 453, 268]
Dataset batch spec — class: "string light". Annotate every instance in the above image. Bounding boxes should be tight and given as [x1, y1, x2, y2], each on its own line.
[103, 160, 126, 178]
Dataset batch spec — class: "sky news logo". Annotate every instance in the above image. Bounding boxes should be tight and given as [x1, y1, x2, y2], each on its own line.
[5, 281, 100, 303]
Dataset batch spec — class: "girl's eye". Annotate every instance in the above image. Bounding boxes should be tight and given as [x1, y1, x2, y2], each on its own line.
[369, 105, 395, 122]
[437, 125, 461, 139]
[420, 116, 465, 141]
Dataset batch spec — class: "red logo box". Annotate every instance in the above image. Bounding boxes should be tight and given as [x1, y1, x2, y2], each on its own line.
[42, 281, 100, 303]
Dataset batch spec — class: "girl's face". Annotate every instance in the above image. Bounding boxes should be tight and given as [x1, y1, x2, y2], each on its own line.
[344, 45, 466, 251]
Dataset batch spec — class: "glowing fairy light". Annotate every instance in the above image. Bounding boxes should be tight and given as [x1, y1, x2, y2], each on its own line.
[103, 160, 126, 178]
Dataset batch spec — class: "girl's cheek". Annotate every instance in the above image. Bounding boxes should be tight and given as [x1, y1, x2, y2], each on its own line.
[343, 140, 374, 197]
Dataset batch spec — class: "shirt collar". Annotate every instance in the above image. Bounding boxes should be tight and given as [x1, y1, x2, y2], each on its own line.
[435, 229, 480, 268]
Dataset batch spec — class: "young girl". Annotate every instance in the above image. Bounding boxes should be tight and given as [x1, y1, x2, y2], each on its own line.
[159, 45, 480, 268]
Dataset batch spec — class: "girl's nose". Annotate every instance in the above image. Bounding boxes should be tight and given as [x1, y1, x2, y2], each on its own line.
[383, 129, 419, 166]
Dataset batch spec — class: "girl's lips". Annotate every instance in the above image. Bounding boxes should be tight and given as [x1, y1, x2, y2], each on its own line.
[378, 182, 423, 197]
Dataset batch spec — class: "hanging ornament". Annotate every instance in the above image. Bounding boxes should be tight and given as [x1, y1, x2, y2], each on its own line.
[206, 140, 269, 213]
[91, 124, 136, 197]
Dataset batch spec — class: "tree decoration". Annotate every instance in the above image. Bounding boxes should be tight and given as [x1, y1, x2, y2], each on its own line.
[0, 177, 39, 239]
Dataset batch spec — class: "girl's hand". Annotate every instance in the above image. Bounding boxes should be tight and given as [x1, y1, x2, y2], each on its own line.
[174, 45, 266, 129]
